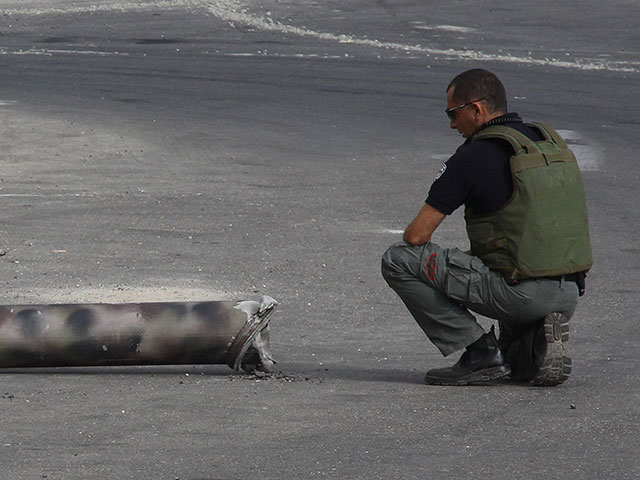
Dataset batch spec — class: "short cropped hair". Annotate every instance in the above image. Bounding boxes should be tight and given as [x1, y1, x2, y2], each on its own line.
[447, 69, 508, 114]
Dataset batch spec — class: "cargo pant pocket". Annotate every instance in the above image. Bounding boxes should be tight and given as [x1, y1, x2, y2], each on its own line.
[444, 249, 487, 305]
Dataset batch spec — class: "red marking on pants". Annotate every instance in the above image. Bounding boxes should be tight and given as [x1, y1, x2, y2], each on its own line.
[426, 253, 437, 280]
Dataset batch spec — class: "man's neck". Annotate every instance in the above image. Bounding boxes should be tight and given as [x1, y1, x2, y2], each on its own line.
[482, 112, 522, 128]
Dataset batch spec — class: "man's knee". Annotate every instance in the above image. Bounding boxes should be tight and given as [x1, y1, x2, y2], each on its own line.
[381, 241, 421, 283]
[381, 242, 402, 282]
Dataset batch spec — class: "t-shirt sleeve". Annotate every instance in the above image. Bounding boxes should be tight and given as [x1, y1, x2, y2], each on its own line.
[425, 153, 468, 215]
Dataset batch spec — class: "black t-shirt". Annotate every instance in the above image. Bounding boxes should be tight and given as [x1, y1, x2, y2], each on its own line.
[426, 113, 545, 215]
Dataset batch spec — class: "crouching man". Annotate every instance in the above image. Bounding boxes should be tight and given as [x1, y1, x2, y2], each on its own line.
[381, 69, 593, 386]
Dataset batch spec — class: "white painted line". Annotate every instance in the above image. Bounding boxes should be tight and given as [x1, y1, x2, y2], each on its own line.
[0, 193, 98, 198]
[412, 24, 477, 33]
[557, 130, 600, 171]
[382, 229, 405, 234]
[221, 52, 344, 59]
[0, 1, 192, 15]
[2, 48, 129, 57]
[198, 0, 638, 73]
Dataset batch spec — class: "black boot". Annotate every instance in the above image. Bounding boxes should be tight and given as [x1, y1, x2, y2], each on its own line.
[531, 312, 571, 386]
[424, 326, 511, 385]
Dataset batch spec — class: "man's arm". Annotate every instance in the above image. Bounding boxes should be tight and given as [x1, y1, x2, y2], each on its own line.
[403, 203, 446, 245]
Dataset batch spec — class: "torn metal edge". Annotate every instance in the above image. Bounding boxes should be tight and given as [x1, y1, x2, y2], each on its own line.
[227, 295, 277, 371]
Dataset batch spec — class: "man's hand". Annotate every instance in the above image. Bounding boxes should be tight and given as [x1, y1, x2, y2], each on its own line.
[403, 203, 446, 245]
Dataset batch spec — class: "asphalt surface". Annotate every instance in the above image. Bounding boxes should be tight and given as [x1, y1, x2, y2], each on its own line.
[0, 1, 639, 479]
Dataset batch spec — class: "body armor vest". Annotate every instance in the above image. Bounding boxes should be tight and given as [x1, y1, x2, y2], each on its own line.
[465, 123, 593, 283]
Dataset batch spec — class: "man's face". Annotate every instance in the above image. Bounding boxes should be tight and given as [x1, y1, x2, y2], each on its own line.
[446, 87, 483, 138]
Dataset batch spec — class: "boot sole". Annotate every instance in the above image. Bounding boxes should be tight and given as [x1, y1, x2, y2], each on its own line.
[425, 365, 511, 386]
[532, 312, 571, 386]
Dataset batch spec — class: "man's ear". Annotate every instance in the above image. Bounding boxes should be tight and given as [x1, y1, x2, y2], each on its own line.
[473, 101, 493, 123]
[472, 101, 485, 118]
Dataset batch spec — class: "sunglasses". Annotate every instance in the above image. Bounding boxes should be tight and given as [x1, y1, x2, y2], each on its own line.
[445, 98, 485, 120]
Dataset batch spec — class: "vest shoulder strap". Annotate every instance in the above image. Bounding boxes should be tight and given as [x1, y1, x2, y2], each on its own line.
[526, 122, 569, 148]
[473, 123, 569, 153]
[472, 125, 538, 154]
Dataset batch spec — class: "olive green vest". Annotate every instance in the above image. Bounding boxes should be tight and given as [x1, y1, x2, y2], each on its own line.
[465, 123, 593, 283]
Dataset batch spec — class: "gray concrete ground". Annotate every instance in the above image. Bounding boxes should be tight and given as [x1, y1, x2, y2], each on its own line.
[0, 1, 639, 479]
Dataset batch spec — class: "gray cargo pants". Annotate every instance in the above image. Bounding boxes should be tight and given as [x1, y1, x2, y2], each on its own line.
[381, 241, 578, 379]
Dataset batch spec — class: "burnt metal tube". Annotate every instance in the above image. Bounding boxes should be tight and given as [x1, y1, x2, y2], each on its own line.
[0, 295, 277, 372]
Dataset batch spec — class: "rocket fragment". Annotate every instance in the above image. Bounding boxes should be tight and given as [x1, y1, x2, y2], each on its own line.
[0, 295, 277, 372]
